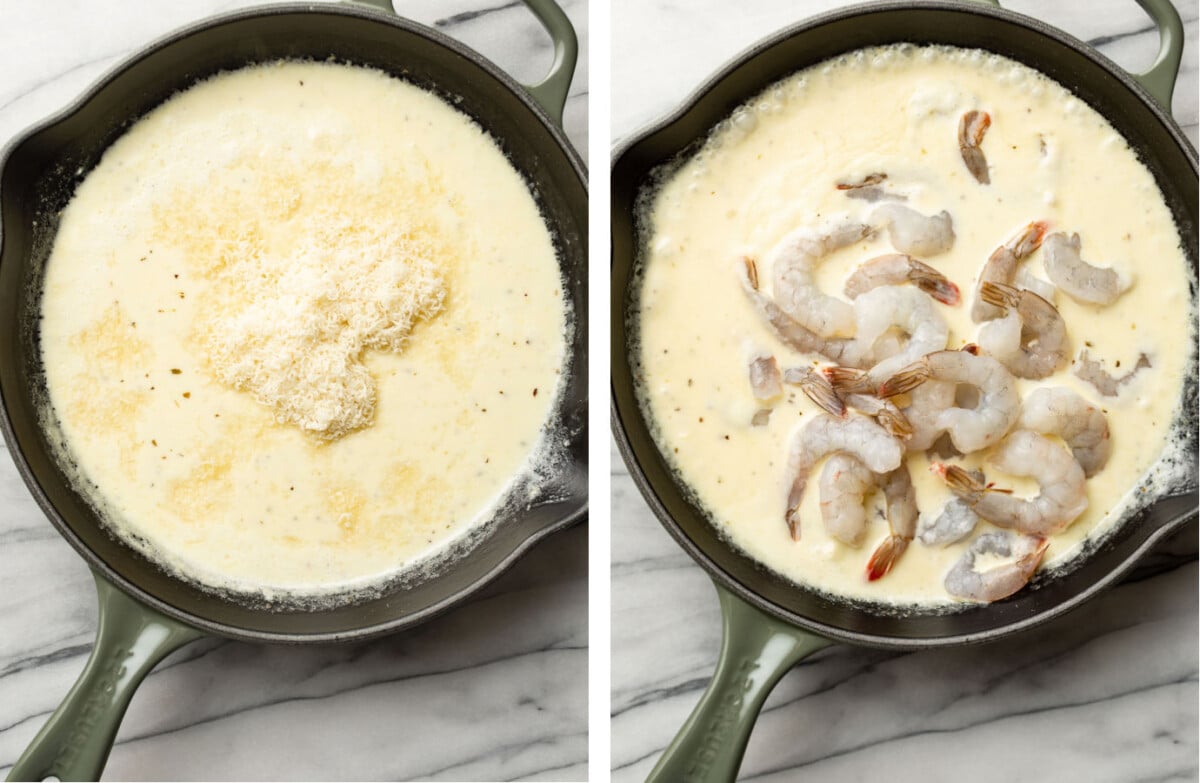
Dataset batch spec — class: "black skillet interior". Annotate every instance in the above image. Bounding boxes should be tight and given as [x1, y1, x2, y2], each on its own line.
[0, 5, 587, 641]
[612, 2, 1198, 646]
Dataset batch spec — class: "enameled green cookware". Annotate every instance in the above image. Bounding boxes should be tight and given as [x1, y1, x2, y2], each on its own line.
[611, 1, 1196, 780]
[0, 1, 587, 779]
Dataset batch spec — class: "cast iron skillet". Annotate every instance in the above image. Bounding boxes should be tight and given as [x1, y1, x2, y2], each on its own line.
[0, 0, 586, 779]
[611, 0, 1196, 779]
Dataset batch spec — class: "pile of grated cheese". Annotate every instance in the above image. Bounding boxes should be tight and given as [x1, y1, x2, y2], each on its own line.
[162, 140, 451, 441]
[202, 216, 445, 440]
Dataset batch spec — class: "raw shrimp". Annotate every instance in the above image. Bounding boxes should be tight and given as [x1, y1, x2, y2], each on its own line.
[782, 365, 846, 417]
[977, 281, 1068, 379]
[769, 221, 873, 337]
[843, 253, 960, 304]
[959, 110, 991, 185]
[903, 378, 958, 451]
[854, 285, 950, 384]
[748, 353, 783, 400]
[878, 350, 1019, 453]
[843, 393, 913, 440]
[818, 453, 876, 546]
[836, 172, 904, 203]
[944, 532, 1049, 603]
[866, 464, 918, 581]
[1018, 386, 1111, 477]
[917, 496, 980, 547]
[871, 203, 956, 257]
[825, 367, 936, 446]
[932, 430, 1088, 535]
[971, 221, 1050, 322]
[738, 257, 872, 368]
[1013, 265, 1057, 302]
[784, 413, 904, 539]
[816, 453, 917, 579]
[1075, 349, 1151, 397]
[811, 366, 914, 439]
[1043, 232, 1126, 305]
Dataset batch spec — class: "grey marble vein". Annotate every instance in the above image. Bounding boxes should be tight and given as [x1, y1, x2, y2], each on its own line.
[0, 1, 588, 780]
[611, 1, 1198, 780]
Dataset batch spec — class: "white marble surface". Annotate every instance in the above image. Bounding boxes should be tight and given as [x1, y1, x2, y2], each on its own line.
[611, 1, 1198, 780]
[0, 1, 587, 781]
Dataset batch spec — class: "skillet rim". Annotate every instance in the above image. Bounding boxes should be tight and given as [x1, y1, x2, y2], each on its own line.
[0, 1, 589, 644]
[610, 0, 1198, 649]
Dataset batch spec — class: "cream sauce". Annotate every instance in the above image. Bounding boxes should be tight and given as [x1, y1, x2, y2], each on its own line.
[635, 45, 1191, 606]
[40, 61, 568, 597]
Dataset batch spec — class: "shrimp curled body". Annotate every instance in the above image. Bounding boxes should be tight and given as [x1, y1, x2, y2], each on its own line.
[769, 222, 873, 337]
[1018, 386, 1111, 477]
[879, 350, 1020, 454]
[738, 257, 873, 368]
[1043, 232, 1126, 305]
[818, 454, 877, 546]
[934, 430, 1088, 536]
[977, 282, 1069, 379]
[855, 285, 951, 384]
[944, 532, 1049, 603]
[785, 414, 903, 539]
[871, 204, 955, 257]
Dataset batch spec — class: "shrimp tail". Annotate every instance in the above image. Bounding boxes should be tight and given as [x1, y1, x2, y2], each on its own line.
[836, 172, 887, 190]
[931, 463, 987, 503]
[785, 367, 846, 415]
[866, 535, 909, 581]
[978, 280, 1021, 310]
[877, 361, 931, 398]
[785, 464, 808, 541]
[823, 366, 876, 395]
[875, 405, 914, 440]
[959, 110, 992, 185]
[786, 506, 802, 541]
[910, 259, 961, 305]
[741, 255, 760, 290]
[1017, 536, 1051, 575]
[797, 370, 846, 417]
[1012, 220, 1050, 257]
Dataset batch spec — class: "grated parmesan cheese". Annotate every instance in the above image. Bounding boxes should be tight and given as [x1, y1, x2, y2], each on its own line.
[157, 134, 451, 440]
[202, 216, 445, 439]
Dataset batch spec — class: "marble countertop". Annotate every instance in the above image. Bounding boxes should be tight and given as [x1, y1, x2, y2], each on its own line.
[611, 1, 1197, 780]
[0, 1, 587, 781]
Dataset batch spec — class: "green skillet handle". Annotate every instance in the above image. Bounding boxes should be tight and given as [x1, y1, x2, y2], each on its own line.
[516, 0, 578, 126]
[1130, 0, 1184, 108]
[7, 573, 203, 782]
[342, 0, 577, 126]
[647, 582, 833, 783]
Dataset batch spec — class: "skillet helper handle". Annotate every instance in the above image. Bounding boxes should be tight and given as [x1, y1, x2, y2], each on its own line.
[7, 573, 202, 782]
[341, 0, 577, 126]
[1130, 0, 1184, 108]
[647, 582, 833, 783]
[516, 0, 578, 126]
[972, 0, 1182, 107]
